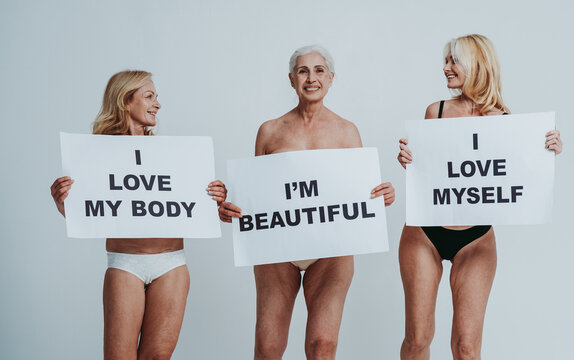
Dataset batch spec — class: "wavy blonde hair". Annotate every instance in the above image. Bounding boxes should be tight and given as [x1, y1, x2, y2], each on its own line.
[92, 70, 154, 135]
[444, 34, 509, 114]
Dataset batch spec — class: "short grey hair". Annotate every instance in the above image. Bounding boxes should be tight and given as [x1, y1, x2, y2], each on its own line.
[289, 45, 335, 75]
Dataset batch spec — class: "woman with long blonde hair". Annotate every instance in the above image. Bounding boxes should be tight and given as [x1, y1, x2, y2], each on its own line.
[396, 34, 562, 360]
[50, 70, 227, 359]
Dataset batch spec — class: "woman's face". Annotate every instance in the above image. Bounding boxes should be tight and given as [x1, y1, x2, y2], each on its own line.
[443, 52, 465, 89]
[289, 52, 333, 103]
[126, 80, 161, 133]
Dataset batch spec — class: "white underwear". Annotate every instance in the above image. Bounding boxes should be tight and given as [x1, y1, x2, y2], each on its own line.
[107, 250, 187, 285]
[291, 259, 318, 271]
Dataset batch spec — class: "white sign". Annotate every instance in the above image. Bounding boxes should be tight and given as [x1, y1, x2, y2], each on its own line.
[60, 133, 221, 238]
[406, 113, 555, 226]
[227, 148, 389, 267]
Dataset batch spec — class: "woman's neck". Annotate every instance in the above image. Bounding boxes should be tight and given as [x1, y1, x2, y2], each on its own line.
[296, 101, 324, 124]
[129, 124, 146, 136]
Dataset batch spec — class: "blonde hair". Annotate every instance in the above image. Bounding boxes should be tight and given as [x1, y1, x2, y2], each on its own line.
[444, 34, 509, 115]
[92, 70, 154, 135]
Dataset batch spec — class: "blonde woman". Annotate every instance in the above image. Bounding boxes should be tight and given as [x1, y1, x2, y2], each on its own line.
[50, 70, 227, 359]
[396, 34, 562, 360]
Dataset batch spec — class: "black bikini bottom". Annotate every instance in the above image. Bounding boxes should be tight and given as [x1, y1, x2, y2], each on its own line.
[421, 225, 492, 261]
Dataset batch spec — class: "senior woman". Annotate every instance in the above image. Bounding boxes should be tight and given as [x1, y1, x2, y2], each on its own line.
[219, 45, 395, 360]
[396, 34, 562, 360]
[50, 70, 226, 359]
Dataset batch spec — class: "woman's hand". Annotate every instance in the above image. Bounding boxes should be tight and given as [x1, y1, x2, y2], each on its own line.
[219, 202, 242, 223]
[546, 130, 562, 155]
[397, 138, 412, 169]
[371, 182, 395, 207]
[50, 176, 73, 217]
[207, 180, 227, 206]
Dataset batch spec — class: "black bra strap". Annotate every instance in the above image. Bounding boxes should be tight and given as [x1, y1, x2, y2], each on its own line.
[438, 100, 445, 118]
[437, 101, 507, 117]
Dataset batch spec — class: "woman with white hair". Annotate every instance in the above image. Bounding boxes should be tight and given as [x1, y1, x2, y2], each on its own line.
[396, 34, 562, 360]
[219, 45, 395, 360]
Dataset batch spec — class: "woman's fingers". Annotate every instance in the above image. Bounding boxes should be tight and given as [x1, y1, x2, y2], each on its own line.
[370, 182, 388, 194]
[397, 139, 412, 168]
[51, 177, 73, 204]
[545, 130, 562, 155]
[218, 202, 242, 221]
[208, 180, 225, 187]
[399, 143, 412, 154]
[50, 177, 72, 217]
[382, 183, 395, 206]
[207, 180, 228, 205]
[397, 155, 411, 168]
[219, 214, 232, 223]
[384, 191, 395, 206]
[51, 177, 73, 196]
[399, 150, 412, 161]
[370, 182, 395, 206]
[209, 190, 227, 202]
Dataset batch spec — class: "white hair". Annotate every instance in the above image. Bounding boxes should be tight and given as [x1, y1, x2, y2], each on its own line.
[289, 45, 335, 75]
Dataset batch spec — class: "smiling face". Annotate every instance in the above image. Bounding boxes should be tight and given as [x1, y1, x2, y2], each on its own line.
[126, 80, 161, 135]
[289, 52, 333, 103]
[443, 52, 466, 89]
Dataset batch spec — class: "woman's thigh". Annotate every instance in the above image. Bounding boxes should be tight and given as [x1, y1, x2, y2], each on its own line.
[449, 229, 496, 344]
[102, 268, 146, 360]
[301, 256, 354, 345]
[138, 265, 190, 358]
[253, 262, 302, 351]
[399, 225, 443, 338]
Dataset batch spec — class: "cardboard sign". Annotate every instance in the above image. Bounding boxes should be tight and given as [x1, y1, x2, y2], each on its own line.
[227, 148, 389, 266]
[406, 113, 555, 226]
[60, 133, 221, 238]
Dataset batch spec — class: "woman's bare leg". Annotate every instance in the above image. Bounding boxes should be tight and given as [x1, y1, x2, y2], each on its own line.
[302, 256, 354, 360]
[137, 265, 190, 360]
[253, 262, 302, 360]
[399, 225, 443, 360]
[449, 229, 496, 360]
[103, 268, 146, 360]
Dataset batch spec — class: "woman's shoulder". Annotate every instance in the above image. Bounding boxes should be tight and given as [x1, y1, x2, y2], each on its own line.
[259, 111, 291, 129]
[257, 118, 279, 139]
[331, 114, 360, 137]
[322, 107, 354, 127]
[424, 100, 444, 119]
[255, 117, 287, 155]
[257, 113, 293, 138]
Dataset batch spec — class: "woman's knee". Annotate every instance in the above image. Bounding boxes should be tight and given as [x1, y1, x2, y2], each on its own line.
[402, 328, 434, 354]
[305, 335, 338, 359]
[138, 345, 175, 360]
[452, 336, 480, 360]
[254, 337, 288, 359]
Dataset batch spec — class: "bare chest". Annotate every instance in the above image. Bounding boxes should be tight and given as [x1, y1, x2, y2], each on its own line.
[266, 125, 350, 154]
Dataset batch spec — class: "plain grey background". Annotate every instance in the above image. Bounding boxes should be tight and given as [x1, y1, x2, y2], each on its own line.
[1, 0, 572, 359]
